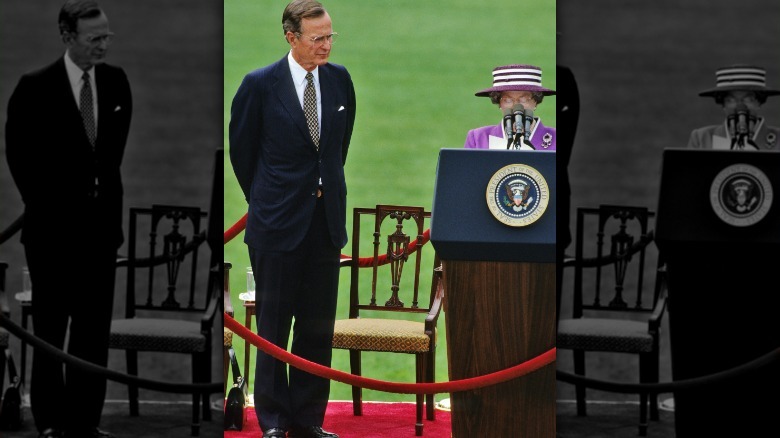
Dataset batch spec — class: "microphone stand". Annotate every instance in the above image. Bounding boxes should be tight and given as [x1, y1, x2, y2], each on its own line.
[504, 108, 515, 150]
[511, 104, 525, 150]
[522, 110, 535, 149]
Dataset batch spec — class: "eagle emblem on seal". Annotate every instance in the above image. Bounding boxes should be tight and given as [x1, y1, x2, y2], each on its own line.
[724, 178, 759, 213]
[504, 179, 533, 211]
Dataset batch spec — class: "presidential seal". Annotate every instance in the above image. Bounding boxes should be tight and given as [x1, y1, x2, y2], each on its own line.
[486, 163, 549, 227]
[709, 163, 773, 227]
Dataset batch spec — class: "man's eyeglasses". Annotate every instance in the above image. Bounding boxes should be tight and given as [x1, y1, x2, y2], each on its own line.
[80, 32, 114, 46]
[295, 32, 338, 46]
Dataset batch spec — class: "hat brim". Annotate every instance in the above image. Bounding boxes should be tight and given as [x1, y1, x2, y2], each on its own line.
[699, 85, 780, 97]
[475, 84, 556, 97]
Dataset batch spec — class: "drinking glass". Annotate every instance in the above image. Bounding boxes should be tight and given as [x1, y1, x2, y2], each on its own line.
[246, 267, 255, 294]
[22, 266, 32, 293]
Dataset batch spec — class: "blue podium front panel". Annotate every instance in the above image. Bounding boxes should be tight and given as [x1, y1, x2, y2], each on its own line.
[430, 149, 556, 262]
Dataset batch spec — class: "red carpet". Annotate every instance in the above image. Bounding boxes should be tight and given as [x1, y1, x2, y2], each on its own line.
[225, 401, 452, 438]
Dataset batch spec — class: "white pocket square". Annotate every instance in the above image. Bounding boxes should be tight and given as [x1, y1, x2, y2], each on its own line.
[338, 106, 345, 111]
[114, 105, 122, 112]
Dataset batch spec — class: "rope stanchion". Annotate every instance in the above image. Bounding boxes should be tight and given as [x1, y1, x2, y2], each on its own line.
[224, 214, 431, 266]
[117, 231, 205, 268]
[224, 216, 778, 399]
[557, 346, 780, 394]
[0, 314, 222, 394]
[224, 213, 247, 244]
[353, 229, 430, 267]
[0, 213, 23, 246]
[225, 313, 556, 395]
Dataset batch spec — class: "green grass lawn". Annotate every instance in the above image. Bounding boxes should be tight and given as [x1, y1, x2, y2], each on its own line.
[223, 0, 556, 403]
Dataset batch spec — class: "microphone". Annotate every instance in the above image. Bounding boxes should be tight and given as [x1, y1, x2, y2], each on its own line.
[502, 107, 514, 149]
[735, 104, 749, 136]
[523, 108, 534, 141]
[503, 107, 515, 137]
[732, 103, 760, 150]
[512, 104, 525, 149]
[727, 111, 737, 139]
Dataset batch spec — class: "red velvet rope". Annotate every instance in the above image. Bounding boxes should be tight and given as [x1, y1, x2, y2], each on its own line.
[225, 314, 556, 394]
[224, 214, 431, 266]
[224, 213, 247, 244]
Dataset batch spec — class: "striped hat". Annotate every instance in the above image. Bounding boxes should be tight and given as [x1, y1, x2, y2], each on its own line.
[698, 64, 780, 98]
[475, 64, 556, 97]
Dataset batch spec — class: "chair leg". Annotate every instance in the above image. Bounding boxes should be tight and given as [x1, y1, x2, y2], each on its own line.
[191, 354, 201, 436]
[126, 350, 139, 416]
[349, 350, 362, 416]
[638, 392, 648, 437]
[425, 348, 436, 421]
[415, 353, 424, 436]
[638, 352, 655, 436]
[573, 350, 587, 416]
[201, 351, 212, 422]
[648, 351, 660, 421]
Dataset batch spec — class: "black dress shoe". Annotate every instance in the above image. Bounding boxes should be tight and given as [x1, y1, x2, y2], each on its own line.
[262, 427, 288, 438]
[65, 427, 115, 438]
[38, 429, 64, 438]
[288, 425, 339, 438]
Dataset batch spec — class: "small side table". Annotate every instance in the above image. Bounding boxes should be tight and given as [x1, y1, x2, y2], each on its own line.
[242, 299, 255, 389]
[14, 291, 32, 388]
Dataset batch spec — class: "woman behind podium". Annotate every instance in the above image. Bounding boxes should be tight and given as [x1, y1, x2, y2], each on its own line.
[464, 64, 557, 151]
[687, 64, 780, 151]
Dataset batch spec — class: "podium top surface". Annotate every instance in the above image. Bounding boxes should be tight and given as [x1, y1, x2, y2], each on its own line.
[430, 148, 556, 262]
[656, 148, 780, 246]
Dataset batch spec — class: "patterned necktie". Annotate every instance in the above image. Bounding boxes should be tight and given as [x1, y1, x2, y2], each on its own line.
[304, 72, 320, 149]
[81, 71, 96, 148]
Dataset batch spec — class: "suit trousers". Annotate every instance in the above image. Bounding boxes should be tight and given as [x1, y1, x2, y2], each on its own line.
[25, 204, 117, 432]
[250, 196, 341, 431]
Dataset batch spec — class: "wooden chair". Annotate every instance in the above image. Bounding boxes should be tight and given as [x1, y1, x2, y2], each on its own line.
[109, 204, 218, 436]
[557, 204, 667, 436]
[332, 205, 443, 436]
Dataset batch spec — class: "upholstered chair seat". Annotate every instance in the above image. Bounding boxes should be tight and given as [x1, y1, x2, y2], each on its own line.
[557, 318, 654, 353]
[110, 318, 208, 353]
[333, 319, 436, 353]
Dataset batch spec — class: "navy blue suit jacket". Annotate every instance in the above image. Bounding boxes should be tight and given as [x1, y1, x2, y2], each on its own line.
[229, 55, 356, 252]
[6, 57, 132, 247]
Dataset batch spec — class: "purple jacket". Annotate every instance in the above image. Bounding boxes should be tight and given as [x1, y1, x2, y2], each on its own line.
[687, 118, 780, 151]
[464, 119, 556, 151]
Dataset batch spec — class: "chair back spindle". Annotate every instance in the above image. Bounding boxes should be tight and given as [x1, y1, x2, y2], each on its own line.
[126, 205, 207, 318]
[359, 205, 427, 315]
[573, 204, 657, 318]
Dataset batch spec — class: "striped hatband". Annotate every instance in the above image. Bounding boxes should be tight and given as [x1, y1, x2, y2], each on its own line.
[475, 64, 556, 97]
[699, 64, 780, 97]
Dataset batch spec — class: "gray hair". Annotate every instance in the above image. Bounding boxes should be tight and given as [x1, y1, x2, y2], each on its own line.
[282, 0, 326, 35]
[58, 0, 102, 35]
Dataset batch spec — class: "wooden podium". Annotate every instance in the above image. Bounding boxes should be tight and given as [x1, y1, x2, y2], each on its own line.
[656, 149, 780, 437]
[430, 149, 556, 437]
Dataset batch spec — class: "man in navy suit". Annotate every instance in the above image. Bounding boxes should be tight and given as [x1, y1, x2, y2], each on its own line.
[5, 1, 131, 437]
[229, 1, 355, 437]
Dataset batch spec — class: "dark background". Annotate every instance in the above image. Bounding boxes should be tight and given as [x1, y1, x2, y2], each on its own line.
[0, 0, 223, 410]
[557, 0, 780, 405]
